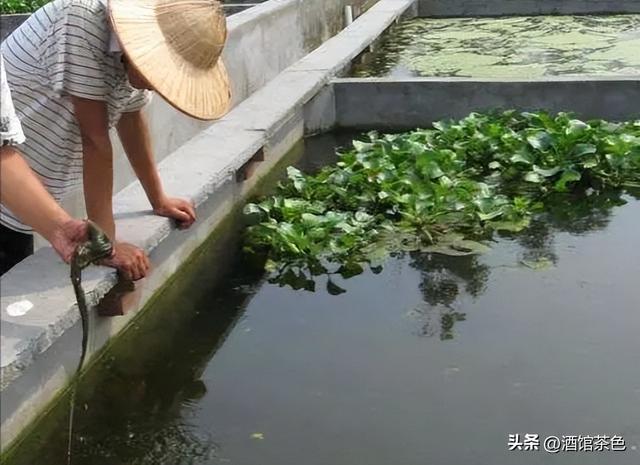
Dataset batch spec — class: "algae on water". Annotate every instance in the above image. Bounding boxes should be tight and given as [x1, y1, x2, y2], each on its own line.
[352, 15, 640, 78]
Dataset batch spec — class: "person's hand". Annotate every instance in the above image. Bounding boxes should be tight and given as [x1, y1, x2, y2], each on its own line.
[50, 219, 89, 263]
[101, 241, 150, 281]
[153, 196, 196, 229]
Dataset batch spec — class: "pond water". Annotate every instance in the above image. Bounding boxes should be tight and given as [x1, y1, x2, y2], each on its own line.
[352, 15, 640, 78]
[4, 135, 640, 465]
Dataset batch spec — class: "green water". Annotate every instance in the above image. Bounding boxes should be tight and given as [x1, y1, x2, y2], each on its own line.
[3, 135, 640, 465]
[352, 15, 640, 78]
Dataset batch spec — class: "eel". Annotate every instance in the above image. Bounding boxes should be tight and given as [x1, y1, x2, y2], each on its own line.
[69, 221, 114, 374]
[66, 221, 113, 464]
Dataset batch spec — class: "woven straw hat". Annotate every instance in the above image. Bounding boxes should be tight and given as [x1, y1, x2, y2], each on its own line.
[109, 0, 231, 120]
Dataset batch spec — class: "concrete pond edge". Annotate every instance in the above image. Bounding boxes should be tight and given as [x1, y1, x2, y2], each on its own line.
[332, 76, 640, 129]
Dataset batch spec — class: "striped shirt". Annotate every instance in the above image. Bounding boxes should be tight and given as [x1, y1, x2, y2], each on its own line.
[0, 0, 151, 233]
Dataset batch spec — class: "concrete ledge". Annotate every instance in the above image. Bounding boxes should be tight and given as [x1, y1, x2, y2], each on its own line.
[0, 0, 412, 452]
[333, 77, 640, 130]
[220, 0, 416, 131]
[290, 0, 417, 75]
[418, 0, 640, 17]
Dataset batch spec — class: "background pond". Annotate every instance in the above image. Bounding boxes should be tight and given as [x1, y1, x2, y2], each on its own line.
[352, 15, 640, 78]
[4, 135, 640, 465]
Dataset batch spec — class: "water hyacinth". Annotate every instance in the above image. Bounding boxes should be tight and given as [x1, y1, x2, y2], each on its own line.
[243, 111, 640, 290]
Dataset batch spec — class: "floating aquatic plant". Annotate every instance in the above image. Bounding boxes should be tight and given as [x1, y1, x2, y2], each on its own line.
[243, 111, 640, 290]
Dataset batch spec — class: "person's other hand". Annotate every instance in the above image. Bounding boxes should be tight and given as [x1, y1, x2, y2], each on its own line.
[153, 196, 196, 229]
[101, 241, 150, 281]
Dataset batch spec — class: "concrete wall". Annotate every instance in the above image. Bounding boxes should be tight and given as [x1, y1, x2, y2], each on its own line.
[418, 0, 640, 17]
[333, 77, 640, 130]
[301, 0, 378, 50]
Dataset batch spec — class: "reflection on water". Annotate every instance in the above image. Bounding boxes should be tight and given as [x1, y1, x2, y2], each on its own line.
[93, 272, 268, 464]
[514, 189, 630, 266]
[4, 139, 640, 465]
[57, 269, 260, 465]
[407, 252, 489, 339]
[352, 15, 640, 78]
[269, 187, 636, 341]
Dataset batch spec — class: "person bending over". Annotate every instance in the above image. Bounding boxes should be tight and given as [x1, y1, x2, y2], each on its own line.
[1, 54, 150, 277]
[0, 0, 231, 278]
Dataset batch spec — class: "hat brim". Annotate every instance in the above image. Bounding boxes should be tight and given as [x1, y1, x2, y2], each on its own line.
[109, 0, 231, 121]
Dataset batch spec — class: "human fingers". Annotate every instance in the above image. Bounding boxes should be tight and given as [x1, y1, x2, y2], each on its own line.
[181, 200, 196, 222]
[105, 242, 149, 281]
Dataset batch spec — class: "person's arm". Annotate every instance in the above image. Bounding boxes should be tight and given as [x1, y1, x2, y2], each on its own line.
[117, 110, 196, 228]
[0, 146, 87, 262]
[71, 96, 150, 280]
[72, 96, 116, 238]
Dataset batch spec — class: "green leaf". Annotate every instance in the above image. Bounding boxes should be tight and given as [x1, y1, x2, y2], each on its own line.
[489, 218, 530, 232]
[432, 120, 451, 132]
[581, 155, 599, 169]
[477, 210, 504, 221]
[353, 140, 373, 152]
[355, 211, 373, 223]
[573, 143, 597, 157]
[286, 166, 303, 179]
[425, 162, 444, 179]
[524, 171, 543, 183]
[416, 151, 445, 179]
[533, 165, 562, 177]
[301, 213, 323, 225]
[554, 169, 582, 192]
[264, 259, 278, 273]
[439, 176, 454, 188]
[363, 242, 389, 266]
[510, 151, 533, 165]
[527, 132, 554, 151]
[566, 119, 589, 136]
[244, 203, 263, 216]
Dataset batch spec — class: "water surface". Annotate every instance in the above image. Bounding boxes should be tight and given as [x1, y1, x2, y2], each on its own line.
[4, 136, 640, 465]
[352, 15, 640, 78]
